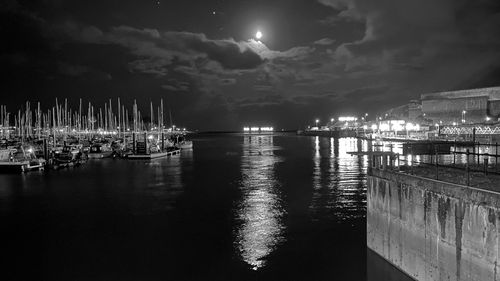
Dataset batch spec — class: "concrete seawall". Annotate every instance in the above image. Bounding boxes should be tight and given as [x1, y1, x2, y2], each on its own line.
[367, 169, 500, 281]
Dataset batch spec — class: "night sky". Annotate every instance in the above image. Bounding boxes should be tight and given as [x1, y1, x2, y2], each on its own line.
[1, 0, 500, 130]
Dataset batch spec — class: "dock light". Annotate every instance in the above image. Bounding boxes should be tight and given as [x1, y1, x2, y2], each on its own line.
[380, 123, 390, 132]
[371, 124, 378, 130]
[405, 123, 414, 131]
[392, 123, 403, 131]
[415, 124, 420, 131]
[486, 117, 491, 121]
[251, 127, 259, 132]
[243, 127, 250, 131]
[338, 117, 358, 122]
[315, 119, 319, 125]
[453, 122, 457, 126]
[330, 118, 334, 123]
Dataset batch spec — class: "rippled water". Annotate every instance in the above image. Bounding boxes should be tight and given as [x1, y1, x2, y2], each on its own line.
[0, 133, 409, 281]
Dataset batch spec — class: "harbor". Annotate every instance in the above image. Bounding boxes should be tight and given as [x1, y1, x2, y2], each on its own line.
[3, 0, 500, 280]
[0, 99, 191, 173]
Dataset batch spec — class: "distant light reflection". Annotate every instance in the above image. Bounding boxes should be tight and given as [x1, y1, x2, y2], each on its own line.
[310, 137, 366, 221]
[236, 135, 284, 270]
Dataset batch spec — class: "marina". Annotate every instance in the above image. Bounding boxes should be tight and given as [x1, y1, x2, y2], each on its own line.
[0, 99, 192, 173]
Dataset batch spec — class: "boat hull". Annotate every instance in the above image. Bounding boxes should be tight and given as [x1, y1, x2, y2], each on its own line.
[87, 151, 113, 159]
[126, 149, 180, 159]
[177, 141, 193, 150]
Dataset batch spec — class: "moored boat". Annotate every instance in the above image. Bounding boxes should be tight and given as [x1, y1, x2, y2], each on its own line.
[126, 141, 180, 160]
[87, 143, 113, 159]
[173, 134, 193, 150]
[52, 145, 86, 169]
[0, 146, 46, 173]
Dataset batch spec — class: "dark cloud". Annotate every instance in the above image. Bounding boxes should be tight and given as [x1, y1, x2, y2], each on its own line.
[319, 0, 500, 62]
[219, 78, 237, 85]
[57, 62, 112, 80]
[99, 26, 267, 71]
[161, 80, 190, 92]
[313, 38, 336, 45]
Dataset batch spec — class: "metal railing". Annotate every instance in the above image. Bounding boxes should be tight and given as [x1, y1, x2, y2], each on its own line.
[371, 142, 500, 187]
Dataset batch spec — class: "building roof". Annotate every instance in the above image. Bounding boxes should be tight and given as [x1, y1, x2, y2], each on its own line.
[421, 87, 500, 101]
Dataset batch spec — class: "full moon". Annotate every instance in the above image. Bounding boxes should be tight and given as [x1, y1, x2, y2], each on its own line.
[255, 31, 263, 40]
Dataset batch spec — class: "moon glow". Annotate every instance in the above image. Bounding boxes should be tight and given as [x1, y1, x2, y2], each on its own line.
[255, 31, 263, 40]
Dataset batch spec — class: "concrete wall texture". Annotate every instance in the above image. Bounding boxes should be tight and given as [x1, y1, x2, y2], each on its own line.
[367, 169, 500, 281]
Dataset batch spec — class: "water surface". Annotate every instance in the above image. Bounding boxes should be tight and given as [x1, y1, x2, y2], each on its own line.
[0, 133, 410, 280]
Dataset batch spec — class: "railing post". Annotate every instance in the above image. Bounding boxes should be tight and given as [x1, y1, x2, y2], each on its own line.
[453, 141, 456, 165]
[477, 142, 480, 166]
[496, 142, 498, 172]
[466, 149, 470, 186]
[435, 145, 439, 180]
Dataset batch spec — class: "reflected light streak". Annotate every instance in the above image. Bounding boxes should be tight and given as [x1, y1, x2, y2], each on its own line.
[236, 135, 284, 270]
[310, 137, 366, 221]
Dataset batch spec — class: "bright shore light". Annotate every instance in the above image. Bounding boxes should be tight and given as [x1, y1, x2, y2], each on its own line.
[379, 123, 390, 131]
[338, 117, 358, 122]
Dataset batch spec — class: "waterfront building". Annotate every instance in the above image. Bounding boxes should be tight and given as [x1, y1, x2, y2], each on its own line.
[421, 86, 500, 124]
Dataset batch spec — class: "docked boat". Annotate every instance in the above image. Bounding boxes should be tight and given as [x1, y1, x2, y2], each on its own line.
[173, 134, 193, 150]
[0, 147, 46, 173]
[87, 143, 113, 159]
[126, 141, 180, 160]
[177, 140, 193, 150]
[52, 145, 86, 169]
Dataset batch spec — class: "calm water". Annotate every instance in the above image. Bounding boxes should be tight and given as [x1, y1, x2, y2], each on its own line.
[0, 134, 411, 281]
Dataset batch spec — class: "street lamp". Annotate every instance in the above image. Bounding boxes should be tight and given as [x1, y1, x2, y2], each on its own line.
[315, 119, 319, 127]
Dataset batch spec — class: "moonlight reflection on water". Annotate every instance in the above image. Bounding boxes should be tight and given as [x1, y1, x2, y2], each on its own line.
[236, 135, 285, 270]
